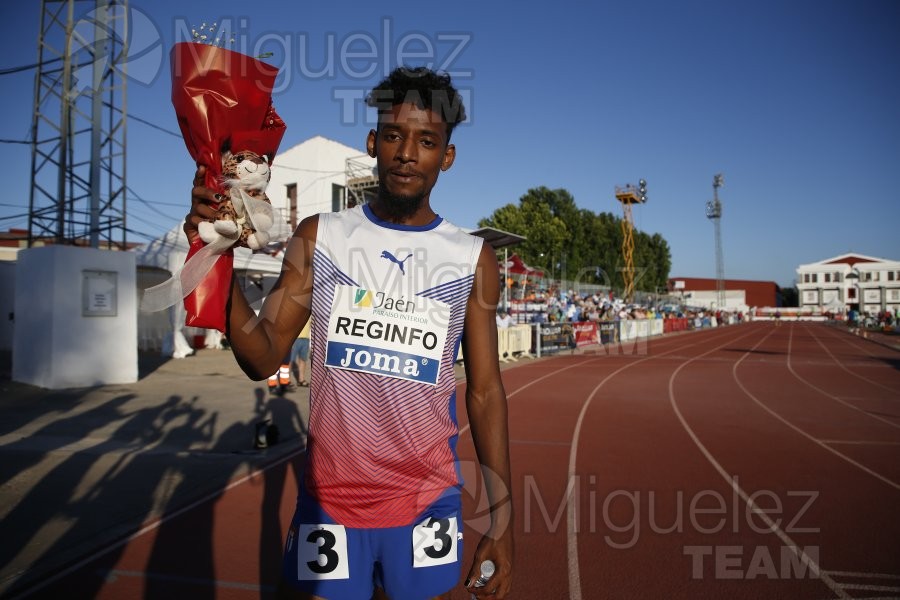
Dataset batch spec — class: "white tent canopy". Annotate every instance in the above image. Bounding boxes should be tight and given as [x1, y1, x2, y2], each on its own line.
[134, 224, 286, 276]
[134, 226, 287, 357]
[823, 296, 845, 313]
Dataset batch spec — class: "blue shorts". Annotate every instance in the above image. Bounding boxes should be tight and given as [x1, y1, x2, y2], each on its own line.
[291, 338, 310, 363]
[281, 490, 462, 599]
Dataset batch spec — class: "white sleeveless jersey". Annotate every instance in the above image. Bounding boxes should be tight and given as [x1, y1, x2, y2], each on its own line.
[307, 204, 483, 527]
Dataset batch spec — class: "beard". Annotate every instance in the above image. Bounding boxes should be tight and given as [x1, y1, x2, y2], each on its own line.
[375, 185, 425, 221]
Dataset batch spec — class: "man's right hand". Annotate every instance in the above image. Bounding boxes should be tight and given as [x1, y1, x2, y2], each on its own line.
[183, 165, 222, 245]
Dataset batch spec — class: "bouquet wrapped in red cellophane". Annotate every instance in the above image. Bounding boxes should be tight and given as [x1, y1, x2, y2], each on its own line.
[142, 39, 287, 332]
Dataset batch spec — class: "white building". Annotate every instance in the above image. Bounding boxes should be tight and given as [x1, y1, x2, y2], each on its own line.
[796, 253, 900, 315]
[266, 135, 376, 226]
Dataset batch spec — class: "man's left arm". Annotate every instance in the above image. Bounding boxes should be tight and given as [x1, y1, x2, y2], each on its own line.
[462, 243, 514, 598]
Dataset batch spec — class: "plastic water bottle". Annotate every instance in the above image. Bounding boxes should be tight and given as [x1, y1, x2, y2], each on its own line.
[471, 560, 496, 598]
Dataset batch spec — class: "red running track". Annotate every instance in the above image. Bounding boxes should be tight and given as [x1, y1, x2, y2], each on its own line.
[16, 322, 900, 599]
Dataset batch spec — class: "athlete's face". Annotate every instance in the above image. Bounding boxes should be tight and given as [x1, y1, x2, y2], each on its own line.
[367, 103, 456, 219]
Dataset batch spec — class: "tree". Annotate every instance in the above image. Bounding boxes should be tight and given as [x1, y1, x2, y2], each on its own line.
[478, 190, 568, 276]
[479, 187, 672, 293]
[780, 286, 798, 307]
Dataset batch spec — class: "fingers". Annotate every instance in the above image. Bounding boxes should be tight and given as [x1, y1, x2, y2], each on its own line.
[190, 185, 221, 217]
[193, 164, 206, 187]
[467, 577, 510, 599]
[185, 164, 221, 243]
[465, 553, 512, 599]
[465, 572, 497, 598]
[190, 165, 222, 216]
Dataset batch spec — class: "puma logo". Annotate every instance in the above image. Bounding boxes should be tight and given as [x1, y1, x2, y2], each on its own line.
[381, 250, 413, 274]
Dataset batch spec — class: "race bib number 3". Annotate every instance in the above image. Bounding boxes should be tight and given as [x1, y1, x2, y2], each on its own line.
[325, 286, 450, 385]
[412, 516, 459, 568]
[297, 524, 349, 580]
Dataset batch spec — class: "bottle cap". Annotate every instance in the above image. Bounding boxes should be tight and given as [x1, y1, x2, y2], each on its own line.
[480, 560, 496, 578]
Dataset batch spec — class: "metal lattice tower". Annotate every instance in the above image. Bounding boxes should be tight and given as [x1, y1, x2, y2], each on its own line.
[614, 179, 647, 304]
[28, 0, 128, 249]
[345, 155, 378, 208]
[705, 173, 725, 309]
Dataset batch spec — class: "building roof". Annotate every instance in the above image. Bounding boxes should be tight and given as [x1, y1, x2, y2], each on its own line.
[276, 135, 365, 157]
[466, 226, 526, 250]
[798, 252, 897, 269]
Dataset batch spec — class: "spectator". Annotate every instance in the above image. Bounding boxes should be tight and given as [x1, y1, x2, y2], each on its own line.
[496, 308, 514, 328]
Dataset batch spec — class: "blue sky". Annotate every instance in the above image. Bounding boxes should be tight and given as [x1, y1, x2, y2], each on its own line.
[1, 0, 898, 287]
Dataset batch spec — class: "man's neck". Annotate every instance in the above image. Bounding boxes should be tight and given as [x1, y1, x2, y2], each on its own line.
[367, 198, 437, 226]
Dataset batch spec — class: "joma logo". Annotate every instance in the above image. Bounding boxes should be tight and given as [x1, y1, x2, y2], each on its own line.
[339, 347, 421, 376]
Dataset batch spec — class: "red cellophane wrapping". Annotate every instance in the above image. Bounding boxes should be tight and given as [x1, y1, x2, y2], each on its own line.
[171, 41, 286, 331]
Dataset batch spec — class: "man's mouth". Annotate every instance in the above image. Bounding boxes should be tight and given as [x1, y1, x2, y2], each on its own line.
[388, 169, 421, 182]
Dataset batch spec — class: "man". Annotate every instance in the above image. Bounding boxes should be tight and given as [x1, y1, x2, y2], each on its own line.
[185, 67, 513, 599]
[291, 319, 311, 386]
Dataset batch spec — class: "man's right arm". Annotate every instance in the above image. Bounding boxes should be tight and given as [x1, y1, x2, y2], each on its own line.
[185, 165, 316, 380]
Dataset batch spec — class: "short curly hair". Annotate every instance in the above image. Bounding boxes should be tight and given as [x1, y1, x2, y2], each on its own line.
[366, 66, 466, 139]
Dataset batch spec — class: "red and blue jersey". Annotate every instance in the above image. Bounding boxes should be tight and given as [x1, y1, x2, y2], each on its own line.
[307, 204, 482, 528]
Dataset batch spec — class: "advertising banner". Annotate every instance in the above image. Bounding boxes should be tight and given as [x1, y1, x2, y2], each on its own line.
[599, 321, 618, 344]
[572, 322, 599, 347]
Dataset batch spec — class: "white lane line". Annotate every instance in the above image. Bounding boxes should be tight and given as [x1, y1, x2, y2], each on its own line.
[565, 326, 765, 600]
[787, 327, 900, 430]
[670, 328, 852, 600]
[806, 323, 900, 398]
[457, 358, 596, 437]
[840, 583, 900, 592]
[822, 570, 900, 579]
[456, 325, 732, 437]
[818, 322, 897, 360]
[819, 440, 900, 446]
[510, 439, 571, 447]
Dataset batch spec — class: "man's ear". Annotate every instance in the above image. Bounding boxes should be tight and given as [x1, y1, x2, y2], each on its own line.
[441, 143, 456, 171]
[366, 129, 377, 158]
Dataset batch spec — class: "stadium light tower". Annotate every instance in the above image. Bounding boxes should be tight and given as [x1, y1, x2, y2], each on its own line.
[28, 0, 129, 249]
[705, 173, 725, 310]
[615, 178, 647, 304]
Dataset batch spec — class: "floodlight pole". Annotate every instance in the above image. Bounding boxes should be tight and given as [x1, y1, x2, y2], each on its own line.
[615, 179, 647, 304]
[705, 174, 725, 310]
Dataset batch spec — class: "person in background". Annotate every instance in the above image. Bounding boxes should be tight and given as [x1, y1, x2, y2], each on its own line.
[267, 352, 293, 394]
[291, 319, 311, 387]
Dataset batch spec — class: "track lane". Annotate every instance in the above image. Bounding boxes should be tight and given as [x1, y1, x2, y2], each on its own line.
[784, 325, 900, 431]
[736, 324, 900, 487]
[452, 355, 632, 599]
[804, 324, 900, 398]
[564, 326, 768, 600]
[451, 325, 747, 599]
[728, 326, 900, 449]
[815, 325, 900, 392]
[672, 322, 900, 599]
[18, 322, 898, 600]
[570, 323, 827, 599]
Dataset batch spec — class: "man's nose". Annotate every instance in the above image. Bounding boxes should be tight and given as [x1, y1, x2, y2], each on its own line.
[397, 138, 416, 162]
